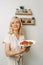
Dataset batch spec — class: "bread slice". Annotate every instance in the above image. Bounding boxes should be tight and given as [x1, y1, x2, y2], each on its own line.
[20, 40, 33, 45]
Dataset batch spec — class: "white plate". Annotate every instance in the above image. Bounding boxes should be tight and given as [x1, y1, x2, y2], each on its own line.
[20, 40, 36, 44]
[20, 44, 31, 47]
[20, 40, 36, 47]
[26, 40, 36, 44]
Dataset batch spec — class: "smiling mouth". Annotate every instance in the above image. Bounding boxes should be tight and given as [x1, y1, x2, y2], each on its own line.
[14, 25, 18, 28]
[14, 26, 18, 28]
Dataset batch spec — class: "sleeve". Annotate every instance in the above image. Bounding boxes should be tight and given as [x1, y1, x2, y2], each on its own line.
[3, 34, 10, 44]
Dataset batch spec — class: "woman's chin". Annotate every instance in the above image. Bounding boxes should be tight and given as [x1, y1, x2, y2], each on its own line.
[13, 28, 19, 31]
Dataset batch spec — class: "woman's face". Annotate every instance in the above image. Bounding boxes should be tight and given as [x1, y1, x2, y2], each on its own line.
[11, 18, 21, 31]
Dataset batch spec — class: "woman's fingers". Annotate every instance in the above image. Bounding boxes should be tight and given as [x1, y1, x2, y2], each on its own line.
[25, 46, 31, 52]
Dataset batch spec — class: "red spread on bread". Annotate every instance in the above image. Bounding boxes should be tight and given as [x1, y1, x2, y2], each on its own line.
[20, 40, 33, 45]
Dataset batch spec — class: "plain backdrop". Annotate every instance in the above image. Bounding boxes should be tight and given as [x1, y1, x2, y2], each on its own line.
[0, 0, 43, 65]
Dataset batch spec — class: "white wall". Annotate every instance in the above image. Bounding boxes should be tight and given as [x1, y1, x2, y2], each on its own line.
[0, 0, 43, 65]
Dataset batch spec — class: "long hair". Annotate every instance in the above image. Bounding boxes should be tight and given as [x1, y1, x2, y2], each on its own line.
[8, 16, 24, 35]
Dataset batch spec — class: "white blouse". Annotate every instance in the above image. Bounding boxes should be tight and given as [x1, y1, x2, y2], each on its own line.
[4, 34, 25, 51]
[4, 34, 25, 65]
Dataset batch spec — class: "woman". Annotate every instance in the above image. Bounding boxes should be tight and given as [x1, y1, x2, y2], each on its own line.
[4, 17, 26, 65]
[4, 17, 30, 65]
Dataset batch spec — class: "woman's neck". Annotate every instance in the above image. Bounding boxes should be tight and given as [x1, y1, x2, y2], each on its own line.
[14, 30, 20, 38]
[14, 30, 19, 34]
[14, 30, 19, 36]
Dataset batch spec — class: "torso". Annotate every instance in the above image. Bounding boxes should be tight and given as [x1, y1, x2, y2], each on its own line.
[9, 34, 24, 51]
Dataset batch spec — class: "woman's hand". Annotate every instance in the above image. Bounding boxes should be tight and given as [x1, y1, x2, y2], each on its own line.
[17, 46, 31, 54]
[18, 47, 26, 54]
[25, 46, 31, 52]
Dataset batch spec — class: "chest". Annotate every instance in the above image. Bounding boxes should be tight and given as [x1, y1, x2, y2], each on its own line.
[9, 35, 22, 50]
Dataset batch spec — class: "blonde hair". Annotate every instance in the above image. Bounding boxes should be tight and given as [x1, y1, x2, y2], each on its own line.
[9, 16, 23, 35]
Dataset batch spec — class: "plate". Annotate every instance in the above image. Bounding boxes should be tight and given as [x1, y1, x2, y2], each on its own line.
[20, 44, 31, 47]
[25, 40, 36, 44]
[20, 40, 36, 47]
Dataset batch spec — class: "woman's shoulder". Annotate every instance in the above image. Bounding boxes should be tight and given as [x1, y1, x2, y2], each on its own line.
[4, 33, 13, 39]
[3, 33, 11, 43]
[7, 33, 14, 36]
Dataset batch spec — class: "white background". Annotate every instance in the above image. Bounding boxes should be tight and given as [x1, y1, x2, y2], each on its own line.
[0, 0, 43, 65]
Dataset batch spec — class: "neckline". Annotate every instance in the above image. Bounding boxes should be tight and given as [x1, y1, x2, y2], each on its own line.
[12, 34, 21, 40]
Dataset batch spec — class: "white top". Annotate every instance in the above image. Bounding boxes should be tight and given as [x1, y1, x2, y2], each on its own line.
[4, 34, 25, 51]
[4, 34, 25, 65]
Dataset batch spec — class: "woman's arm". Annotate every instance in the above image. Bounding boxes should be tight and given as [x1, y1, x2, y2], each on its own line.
[5, 43, 26, 57]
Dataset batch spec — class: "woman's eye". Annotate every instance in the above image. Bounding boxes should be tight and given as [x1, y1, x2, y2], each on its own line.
[12, 21, 20, 24]
[12, 22, 14, 24]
